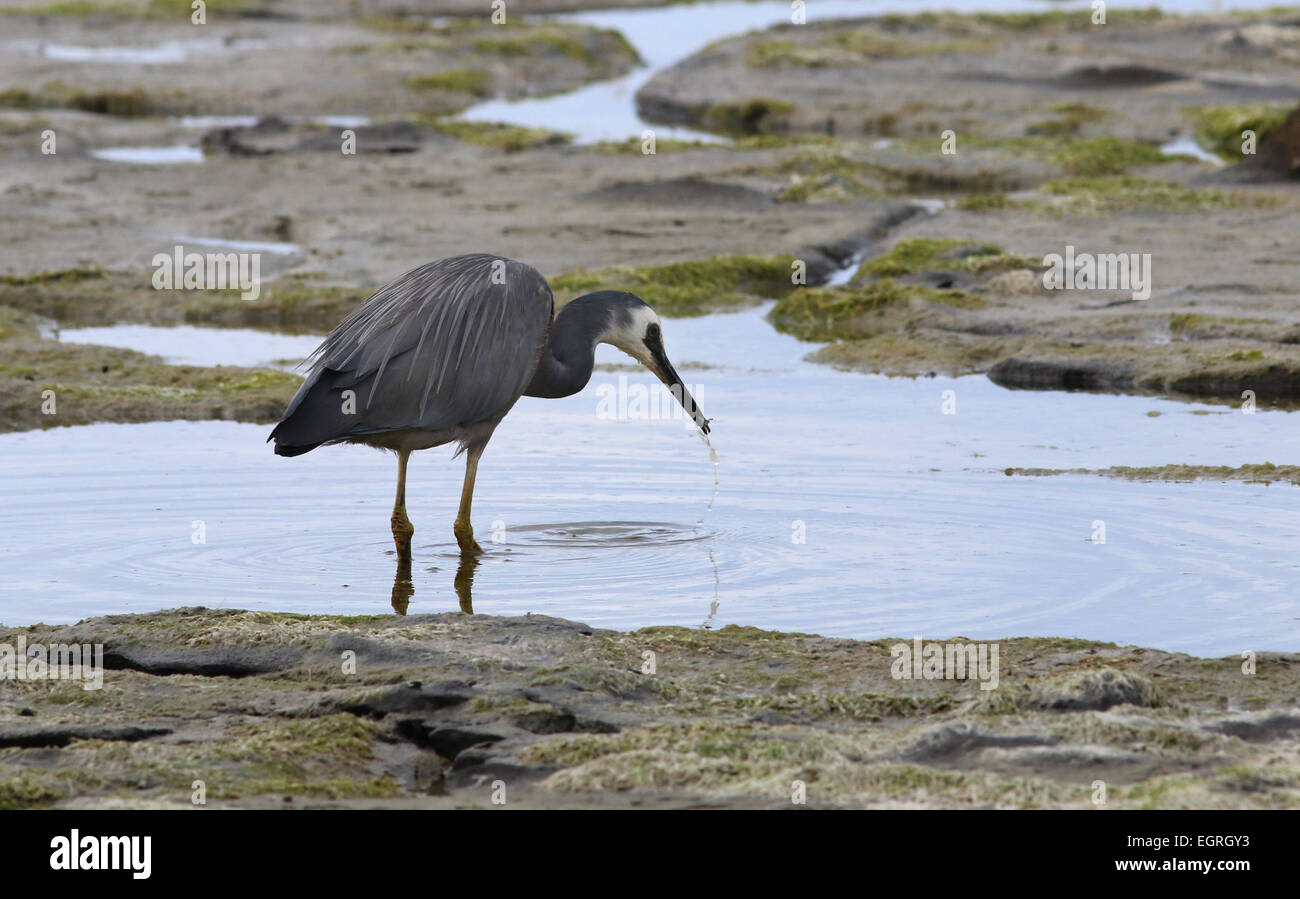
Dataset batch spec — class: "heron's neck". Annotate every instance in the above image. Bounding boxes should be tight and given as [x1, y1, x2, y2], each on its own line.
[523, 297, 608, 399]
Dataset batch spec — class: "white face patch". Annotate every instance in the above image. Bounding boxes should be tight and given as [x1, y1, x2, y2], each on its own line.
[601, 305, 662, 368]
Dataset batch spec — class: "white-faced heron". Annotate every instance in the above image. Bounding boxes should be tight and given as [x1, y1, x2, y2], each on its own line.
[269, 253, 709, 558]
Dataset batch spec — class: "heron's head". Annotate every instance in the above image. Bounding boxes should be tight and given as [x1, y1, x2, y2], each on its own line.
[589, 291, 710, 435]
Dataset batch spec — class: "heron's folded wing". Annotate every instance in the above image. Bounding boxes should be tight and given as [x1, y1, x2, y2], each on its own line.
[283, 255, 553, 440]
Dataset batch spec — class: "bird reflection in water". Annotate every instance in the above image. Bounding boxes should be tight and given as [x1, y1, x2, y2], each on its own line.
[390, 552, 479, 615]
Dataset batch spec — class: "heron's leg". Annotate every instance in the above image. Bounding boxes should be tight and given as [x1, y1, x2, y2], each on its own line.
[390, 552, 413, 616]
[454, 553, 479, 614]
[453, 444, 485, 556]
[391, 449, 414, 559]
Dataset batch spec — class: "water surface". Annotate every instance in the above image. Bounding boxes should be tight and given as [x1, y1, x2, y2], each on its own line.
[461, 0, 1281, 144]
[56, 325, 323, 370]
[3, 306, 1297, 656]
[4, 0, 1296, 655]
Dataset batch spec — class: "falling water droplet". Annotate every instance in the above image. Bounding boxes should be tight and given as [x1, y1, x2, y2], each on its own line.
[696, 431, 719, 526]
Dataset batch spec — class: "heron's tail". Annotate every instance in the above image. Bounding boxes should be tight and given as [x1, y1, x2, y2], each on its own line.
[268, 367, 353, 456]
[268, 435, 322, 457]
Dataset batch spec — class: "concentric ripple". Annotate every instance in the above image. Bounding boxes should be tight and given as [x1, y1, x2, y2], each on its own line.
[505, 521, 714, 548]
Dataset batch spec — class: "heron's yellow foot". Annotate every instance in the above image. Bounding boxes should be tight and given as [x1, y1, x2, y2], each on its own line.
[453, 519, 482, 556]
[391, 512, 414, 558]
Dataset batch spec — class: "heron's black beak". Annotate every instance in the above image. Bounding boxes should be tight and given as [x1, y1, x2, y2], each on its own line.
[645, 329, 710, 435]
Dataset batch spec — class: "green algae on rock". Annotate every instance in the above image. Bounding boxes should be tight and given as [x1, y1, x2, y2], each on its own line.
[854, 238, 1030, 279]
[767, 282, 984, 343]
[0, 270, 371, 333]
[1004, 462, 1300, 486]
[1038, 176, 1261, 214]
[699, 98, 795, 136]
[0, 84, 185, 117]
[3, 607, 1296, 809]
[1189, 103, 1292, 161]
[406, 68, 495, 99]
[551, 255, 798, 317]
[0, 324, 300, 433]
[421, 118, 571, 152]
[470, 23, 641, 70]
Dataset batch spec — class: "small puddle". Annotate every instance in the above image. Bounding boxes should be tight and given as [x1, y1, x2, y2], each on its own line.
[177, 115, 260, 129]
[40, 42, 190, 64]
[170, 235, 301, 255]
[910, 198, 949, 214]
[90, 145, 204, 164]
[14, 37, 267, 64]
[56, 324, 323, 370]
[1160, 137, 1223, 165]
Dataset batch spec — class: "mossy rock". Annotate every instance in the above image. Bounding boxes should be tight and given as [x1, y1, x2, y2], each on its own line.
[696, 98, 794, 137]
[421, 118, 571, 153]
[551, 254, 799, 317]
[406, 69, 494, 98]
[1190, 103, 1292, 161]
[1039, 176, 1258, 214]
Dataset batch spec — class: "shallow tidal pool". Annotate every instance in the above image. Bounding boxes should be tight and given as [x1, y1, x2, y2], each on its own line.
[3, 305, 1298, 657]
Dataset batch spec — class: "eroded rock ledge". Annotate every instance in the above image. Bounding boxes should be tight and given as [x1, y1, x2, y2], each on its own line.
[0, 608, 1296, 809]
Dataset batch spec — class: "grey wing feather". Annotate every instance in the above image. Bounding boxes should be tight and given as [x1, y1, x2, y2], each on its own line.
[270, 254, 553, 453]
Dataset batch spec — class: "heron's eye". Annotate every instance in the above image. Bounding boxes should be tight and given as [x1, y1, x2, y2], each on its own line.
[645, 323, 662, 346]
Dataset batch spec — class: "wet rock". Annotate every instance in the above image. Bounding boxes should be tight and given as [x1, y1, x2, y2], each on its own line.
[901, 723, 1057, 762]
[445, 758, 560, 789]
[201, 116, 295, 156]
[202, 119, 427, 156]
[512, 708, 577, 735]
[636, 91, 793, 137]
[581, 178, 772, 209]
[1051, 64, 1187, 90]
[394, 721, 506, 760]
[987, 357, 1136, 393]
[297, 121, 426, 154]
[339, 681, 476, 718]
[101, 645, 302, 677]
[0, 724, 171, 748]
[1206, 714, 1300, 742]
[324, 634, 432, 667]
[1213, 23, 1300, 56]
[1162, 364, 1300, 401]
[3, 608, 1297, 808]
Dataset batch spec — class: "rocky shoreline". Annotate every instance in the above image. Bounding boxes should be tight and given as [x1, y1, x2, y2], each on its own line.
[0, 608, 1296, 809]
